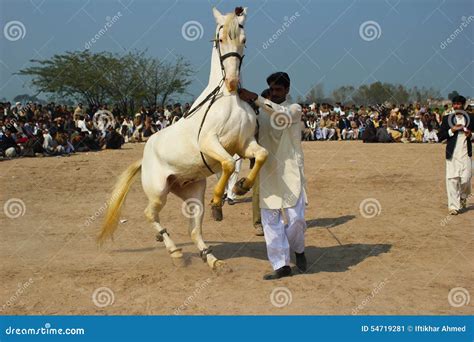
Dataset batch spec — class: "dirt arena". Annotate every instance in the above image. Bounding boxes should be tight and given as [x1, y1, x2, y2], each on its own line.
[1, 141, 472, 315]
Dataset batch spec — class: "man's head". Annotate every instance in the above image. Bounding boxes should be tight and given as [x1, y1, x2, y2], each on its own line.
[452, 95, 466, 110]
[266, 72, 290, 104]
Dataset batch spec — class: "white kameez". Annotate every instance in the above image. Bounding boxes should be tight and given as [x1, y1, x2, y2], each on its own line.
[446, 115, 472, 210]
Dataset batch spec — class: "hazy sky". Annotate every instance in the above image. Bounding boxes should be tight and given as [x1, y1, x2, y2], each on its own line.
[0, 0, 473, 103]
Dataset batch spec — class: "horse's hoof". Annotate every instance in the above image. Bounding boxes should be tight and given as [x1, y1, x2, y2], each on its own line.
[213, 260, 232, 274]
[233, 178, 251, 196]
[172, 257, 186, 268]
[211, 205, 223, 221]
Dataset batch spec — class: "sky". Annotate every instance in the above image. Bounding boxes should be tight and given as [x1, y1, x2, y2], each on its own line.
[0, 0, 473, 103]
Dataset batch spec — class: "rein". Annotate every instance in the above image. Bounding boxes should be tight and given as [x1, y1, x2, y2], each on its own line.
[183, 23, 245, 174]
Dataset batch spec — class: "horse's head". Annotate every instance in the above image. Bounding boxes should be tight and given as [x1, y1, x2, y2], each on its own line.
[212, 7, 247, 93]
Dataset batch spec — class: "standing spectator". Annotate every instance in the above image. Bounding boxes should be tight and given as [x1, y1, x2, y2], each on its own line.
[437, 95, 474, 215]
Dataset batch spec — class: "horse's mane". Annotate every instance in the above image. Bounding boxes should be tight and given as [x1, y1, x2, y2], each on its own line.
[222, 13, 241, 43]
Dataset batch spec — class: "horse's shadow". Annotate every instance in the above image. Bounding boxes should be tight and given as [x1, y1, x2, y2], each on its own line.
[114, 241, 390, 274]
[113, 214, 387, 274]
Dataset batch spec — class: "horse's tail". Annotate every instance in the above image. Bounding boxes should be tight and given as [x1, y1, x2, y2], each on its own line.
[97, 159, 142, 245]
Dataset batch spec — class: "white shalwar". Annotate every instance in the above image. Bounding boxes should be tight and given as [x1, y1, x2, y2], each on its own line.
[215, 154, 242, 200]
[446, 115, 472, 210]
[226, 155, 242, 201]
[261, 190, 306, 270]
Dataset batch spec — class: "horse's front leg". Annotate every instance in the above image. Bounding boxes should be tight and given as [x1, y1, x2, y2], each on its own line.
[233, 139, 268, 195]
[199, 135, 236, 221]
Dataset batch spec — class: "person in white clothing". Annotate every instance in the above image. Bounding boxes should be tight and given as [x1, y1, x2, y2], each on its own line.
[77, 115, 91, 134]
[239, 72, 307, 280]
[437, 95, 473, 215]
[225, 154, 242, 205]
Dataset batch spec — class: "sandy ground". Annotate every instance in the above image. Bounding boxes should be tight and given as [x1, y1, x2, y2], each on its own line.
[0, 141, 472, 315]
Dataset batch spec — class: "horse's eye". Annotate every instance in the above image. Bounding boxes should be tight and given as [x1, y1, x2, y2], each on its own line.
[242, 38, 246, 45]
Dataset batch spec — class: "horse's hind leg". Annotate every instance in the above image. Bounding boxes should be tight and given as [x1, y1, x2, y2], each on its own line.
[234, 139, 268, 195]
[171, 179, 231, 273]
[143, 177, 184, 266]
[199, 135, 236, 221]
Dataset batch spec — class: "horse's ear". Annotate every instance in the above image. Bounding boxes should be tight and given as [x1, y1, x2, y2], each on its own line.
[212, 7, 224, 24]
[237, 7, 247, 25]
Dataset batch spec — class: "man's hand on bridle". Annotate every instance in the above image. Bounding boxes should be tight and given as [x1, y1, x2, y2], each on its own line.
[238, 88, 258, 103]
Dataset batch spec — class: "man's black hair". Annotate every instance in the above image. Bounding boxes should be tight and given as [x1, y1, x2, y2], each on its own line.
[452, 95, 466, 105]
[266, 72, 290, 88]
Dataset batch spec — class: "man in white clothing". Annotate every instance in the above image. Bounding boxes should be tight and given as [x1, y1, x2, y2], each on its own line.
[239, 72, 307, 280]
[438, 95, 473, 215]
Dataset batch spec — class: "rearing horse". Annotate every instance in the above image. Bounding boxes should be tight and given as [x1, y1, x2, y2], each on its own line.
[98, 7, 268, 272]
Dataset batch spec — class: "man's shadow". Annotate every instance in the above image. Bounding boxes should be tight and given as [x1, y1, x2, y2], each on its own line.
[212, 241, 391, 274]
[305, 215, 356, 229]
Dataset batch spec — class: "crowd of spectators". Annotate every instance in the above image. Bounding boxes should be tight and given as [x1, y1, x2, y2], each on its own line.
[1, 98, 472, 160]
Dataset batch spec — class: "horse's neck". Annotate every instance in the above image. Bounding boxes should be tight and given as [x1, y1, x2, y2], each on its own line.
[208, 42, 223, 88]
[194, 44, 224, 102]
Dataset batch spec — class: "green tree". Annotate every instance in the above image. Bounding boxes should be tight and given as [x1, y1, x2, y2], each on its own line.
[17, 50, 193, 115]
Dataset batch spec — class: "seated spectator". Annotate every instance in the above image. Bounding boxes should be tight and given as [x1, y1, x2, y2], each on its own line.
[0, 128, 20, 158]
[423, 124, 438, 143]
[410, 126, 423, 143]
[42, 128, 65, 155]
[320, 113, 336, 140]
[376, 121, 393, 143]
[338, 112, 353, 140]
[362, 115, 377, 143]
[105, 126, 124, 149]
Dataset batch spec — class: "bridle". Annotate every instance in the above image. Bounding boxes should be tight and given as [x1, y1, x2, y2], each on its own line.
[215, 24, 245, 77]
[183, 23, 246, 174]
[185, 24, 245, 120]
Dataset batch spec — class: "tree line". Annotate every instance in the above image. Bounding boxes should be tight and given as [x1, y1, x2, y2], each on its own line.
[17, 50, 193, 115]
[301, 82, 456, 106]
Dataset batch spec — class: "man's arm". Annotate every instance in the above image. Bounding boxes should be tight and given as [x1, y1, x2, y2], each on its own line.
[437, 115, 462, 142]
[238, 88, 301, 124]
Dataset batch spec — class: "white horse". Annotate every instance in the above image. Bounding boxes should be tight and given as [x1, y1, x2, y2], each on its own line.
[98, 7, 268, 272]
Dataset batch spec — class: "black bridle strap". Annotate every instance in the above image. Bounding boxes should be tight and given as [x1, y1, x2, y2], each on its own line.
[220, 52, 244, 64]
